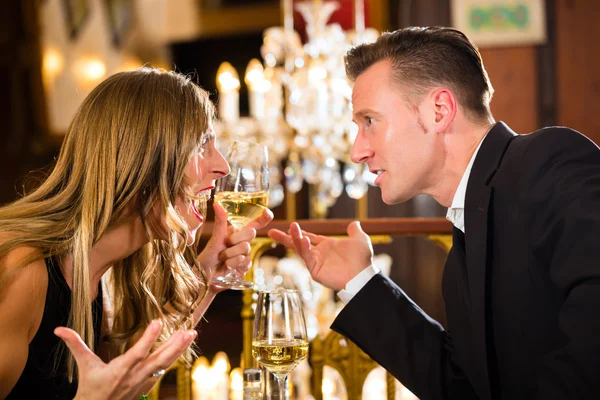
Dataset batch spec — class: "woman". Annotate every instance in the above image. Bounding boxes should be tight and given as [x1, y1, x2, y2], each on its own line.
[0, 68, 273, 399]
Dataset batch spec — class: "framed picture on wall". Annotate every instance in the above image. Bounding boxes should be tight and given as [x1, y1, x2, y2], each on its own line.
[196, 0, 280, 37]
[62, 0, 91, 39]
[451, 0, 546, 47]
[104, 0, 133, 47]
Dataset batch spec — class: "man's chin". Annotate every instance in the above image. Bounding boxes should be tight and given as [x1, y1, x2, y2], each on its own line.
[381, 189, 411, 205]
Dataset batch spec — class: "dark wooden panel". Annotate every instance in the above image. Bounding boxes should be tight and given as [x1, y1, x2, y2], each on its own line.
[200, 217, 453, 238]
[480, 47, 539, 134]
[555, 0, 600, 144]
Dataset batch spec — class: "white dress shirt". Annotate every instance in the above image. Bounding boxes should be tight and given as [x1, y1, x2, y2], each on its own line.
[445, 136, 486, 233]
[337, 134, 488, 304]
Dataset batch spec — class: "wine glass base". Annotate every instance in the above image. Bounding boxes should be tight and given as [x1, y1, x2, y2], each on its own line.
[211, 276, 255, 290]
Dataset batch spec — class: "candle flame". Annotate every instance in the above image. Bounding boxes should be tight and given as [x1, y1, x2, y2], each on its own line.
[217, 62, 240, 93]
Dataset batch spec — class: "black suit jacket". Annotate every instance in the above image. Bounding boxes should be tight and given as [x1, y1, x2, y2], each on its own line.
[332, 122, 600, 400]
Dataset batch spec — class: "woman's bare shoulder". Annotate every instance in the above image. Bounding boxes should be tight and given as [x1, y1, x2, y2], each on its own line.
[0, 242, 49, 340]
[0, 242, 49, 397]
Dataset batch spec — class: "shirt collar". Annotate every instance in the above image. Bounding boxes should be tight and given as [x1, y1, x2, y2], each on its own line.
[446, 134, 488, 232]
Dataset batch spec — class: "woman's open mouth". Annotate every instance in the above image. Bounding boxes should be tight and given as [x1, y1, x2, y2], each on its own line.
[190, 186, 213, 222]
[192, 200, 204, 222]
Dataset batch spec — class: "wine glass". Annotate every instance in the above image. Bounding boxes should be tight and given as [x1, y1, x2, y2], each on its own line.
[212, 140, 270, 289]
[252, 289, 309, 398]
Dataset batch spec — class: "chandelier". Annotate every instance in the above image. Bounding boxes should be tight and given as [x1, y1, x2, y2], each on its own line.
[214, 0, 379, 217]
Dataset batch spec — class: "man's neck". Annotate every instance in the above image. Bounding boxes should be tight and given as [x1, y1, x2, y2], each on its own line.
[432, 120, 495, 207]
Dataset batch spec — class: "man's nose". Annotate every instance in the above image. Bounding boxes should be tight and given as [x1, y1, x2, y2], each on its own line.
[350, 134, 373, 164]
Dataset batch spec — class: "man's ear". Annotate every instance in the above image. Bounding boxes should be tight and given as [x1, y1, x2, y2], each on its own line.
[430, 88, 457, 133]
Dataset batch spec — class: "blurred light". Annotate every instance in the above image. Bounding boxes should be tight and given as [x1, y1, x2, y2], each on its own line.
[230, 368, 244, 392]
[211, 351, 231, 374]
[121, 56, 143, 72]
[42, 47, 64, 84]
[191, 356, 210, 382]
[74, 57, 106, 87]
[217, 62, 240, 93]
[245, 58, 264, 90]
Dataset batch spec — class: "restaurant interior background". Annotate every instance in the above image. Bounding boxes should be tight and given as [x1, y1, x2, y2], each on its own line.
[0, 0, 598, 399]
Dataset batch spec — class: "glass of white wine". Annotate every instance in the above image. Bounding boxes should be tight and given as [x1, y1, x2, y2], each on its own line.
[252, 289, 308, 398]
[212, 140, 270, 290]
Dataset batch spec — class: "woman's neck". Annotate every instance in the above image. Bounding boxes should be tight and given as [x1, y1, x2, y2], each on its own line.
[60, 215, 149, 294]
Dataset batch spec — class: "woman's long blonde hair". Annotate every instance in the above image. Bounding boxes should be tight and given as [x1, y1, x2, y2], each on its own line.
[0, 68, 213, 379]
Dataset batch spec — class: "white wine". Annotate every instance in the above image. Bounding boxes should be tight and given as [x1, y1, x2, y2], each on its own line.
[214, 191, 269, 229]
[252, 339, 309, 376]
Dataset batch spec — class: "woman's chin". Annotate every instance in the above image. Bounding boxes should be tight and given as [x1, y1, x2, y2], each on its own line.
[186, 228, 199, 246]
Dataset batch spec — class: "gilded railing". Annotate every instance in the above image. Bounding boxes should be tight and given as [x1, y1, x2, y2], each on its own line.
[150, 217, 452, 399]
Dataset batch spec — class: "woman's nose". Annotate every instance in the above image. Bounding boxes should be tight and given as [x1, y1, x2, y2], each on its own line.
[214, 150, 230, 178]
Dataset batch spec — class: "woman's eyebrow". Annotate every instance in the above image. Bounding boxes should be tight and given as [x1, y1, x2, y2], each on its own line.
[204, 131, 216, 141]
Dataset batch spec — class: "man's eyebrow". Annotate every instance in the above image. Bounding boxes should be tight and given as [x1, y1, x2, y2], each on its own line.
[353, 109, 383, 120]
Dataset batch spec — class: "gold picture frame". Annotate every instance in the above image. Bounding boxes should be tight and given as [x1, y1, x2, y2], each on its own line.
[196, 0, 281, 37]
[62, 0, 91, 39]
[104, 0, 133, 47]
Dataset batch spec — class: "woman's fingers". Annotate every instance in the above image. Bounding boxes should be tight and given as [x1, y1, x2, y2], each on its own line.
[218, 241, 251, 263]
[54, 327, 100, 366]
[226, 228, 255, 247]
[112, 320, 163, 371]
[246, 208, 274, 230]
[224, 255, 251, 272]
[136, 330, 197, 381]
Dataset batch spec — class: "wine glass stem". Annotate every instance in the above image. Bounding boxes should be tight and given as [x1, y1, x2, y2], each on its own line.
[277, 376, 285, 399]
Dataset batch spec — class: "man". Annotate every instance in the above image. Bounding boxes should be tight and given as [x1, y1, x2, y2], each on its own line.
[268, 27, 600, 399]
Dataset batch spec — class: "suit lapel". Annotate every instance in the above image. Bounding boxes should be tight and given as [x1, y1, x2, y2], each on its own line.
[464, 122, 516, 400]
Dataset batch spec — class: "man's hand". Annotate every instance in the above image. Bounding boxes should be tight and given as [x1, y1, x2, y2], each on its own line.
[267, 221, 374, 291]
[55, 321, 197, 400]
[198, 202, 273, 292]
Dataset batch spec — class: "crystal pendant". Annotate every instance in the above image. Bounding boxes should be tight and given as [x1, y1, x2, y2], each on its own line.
[284, 155, 303, 193]
[362, 164, 377, 186]
[346, 178, 368, 199]
[269, 183, 285, 208]
[302, 154, 321, 184]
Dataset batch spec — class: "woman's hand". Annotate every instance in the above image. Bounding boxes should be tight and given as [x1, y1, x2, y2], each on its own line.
[54, 320, 197, 400]
[197, 203, 273, 292]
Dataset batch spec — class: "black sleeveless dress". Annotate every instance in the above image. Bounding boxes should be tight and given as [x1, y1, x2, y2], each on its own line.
[6, 256, 103, 399]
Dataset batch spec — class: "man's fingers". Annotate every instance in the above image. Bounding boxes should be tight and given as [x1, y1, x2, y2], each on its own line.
[54, 327, 100, 366]
[289, 223, 315, 267]
[300, 230, 325, 244]
[114, 320, 163, 370]
[138, 330, 197, 380]
[267, 228, 296, 249]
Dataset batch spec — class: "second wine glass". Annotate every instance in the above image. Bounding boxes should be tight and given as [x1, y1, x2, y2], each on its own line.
[212, 140, 270, 289]
[252, 289, 309, 398]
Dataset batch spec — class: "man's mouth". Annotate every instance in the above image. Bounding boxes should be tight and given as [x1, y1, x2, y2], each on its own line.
[371, 170, 385, 185]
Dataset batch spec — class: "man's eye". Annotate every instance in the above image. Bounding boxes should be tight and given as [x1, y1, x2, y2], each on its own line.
[366, 116, 374, 125]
